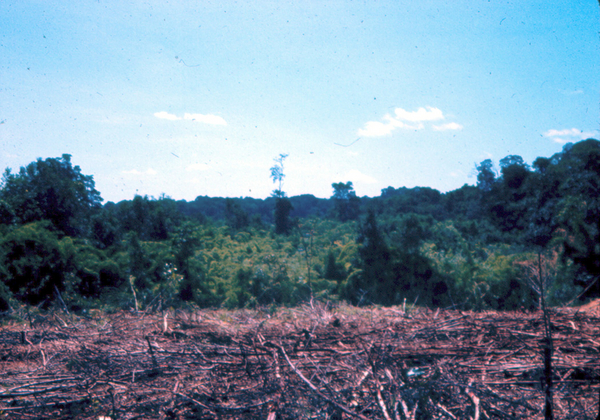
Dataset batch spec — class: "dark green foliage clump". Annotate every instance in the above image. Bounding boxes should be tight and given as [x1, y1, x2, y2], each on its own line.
[331, 182, 361, 222]
[0, 154, 102, 237]
[274, 197, 293, 235]
[0, 222, 66, 306]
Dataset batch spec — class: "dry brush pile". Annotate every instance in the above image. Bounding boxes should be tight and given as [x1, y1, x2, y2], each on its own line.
[0, 303, 599, 419]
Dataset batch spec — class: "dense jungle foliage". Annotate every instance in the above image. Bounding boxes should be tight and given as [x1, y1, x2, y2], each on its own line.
[1, 139, 600, 314]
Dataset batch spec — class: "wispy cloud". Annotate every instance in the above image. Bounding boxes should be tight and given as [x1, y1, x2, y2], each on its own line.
[184, 113, 227, 126]
[154, 111, 227, 125]
[433, 122, 463, 131]
[543, 128, 597, 144]
[122, 168, 157, 175]
[154, 111, 181, 121]
[358, 121, 398, 137]
[358, 106, 461, 137]
[394, 107, 444, 122]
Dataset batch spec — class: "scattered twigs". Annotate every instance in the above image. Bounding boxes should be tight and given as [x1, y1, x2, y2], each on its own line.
[277, 342, 370, 420]
[173, 390, 212, 411]
[0, 383, 79, 399]
[0, 307, 598, 418]
[363, 341, 396, 420]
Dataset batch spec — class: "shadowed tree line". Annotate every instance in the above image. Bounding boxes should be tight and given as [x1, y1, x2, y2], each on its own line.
[1, 140, 600, 313]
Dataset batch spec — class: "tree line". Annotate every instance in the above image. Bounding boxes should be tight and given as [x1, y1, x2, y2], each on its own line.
[1, 139, 599, 313]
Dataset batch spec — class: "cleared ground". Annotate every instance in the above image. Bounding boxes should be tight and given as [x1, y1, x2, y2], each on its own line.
[1, 303, 599, 419]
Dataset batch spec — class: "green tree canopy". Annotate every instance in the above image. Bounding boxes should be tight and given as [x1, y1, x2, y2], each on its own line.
[476, 159, 496, 192]
[225, 198, 249, 231]
[0, 154, 103, 237]
[274, 197, 293, 235]
[331, 181, 360, 221]
[351, 210, 394, 304]
[0, 222, 66, 305]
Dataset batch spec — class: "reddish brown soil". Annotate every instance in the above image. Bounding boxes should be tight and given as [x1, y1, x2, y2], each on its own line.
[0, 304, 599, 419]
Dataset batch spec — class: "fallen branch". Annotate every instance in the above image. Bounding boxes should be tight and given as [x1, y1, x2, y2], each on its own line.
[376, 386, 392, 420]
[466, 384, 480, 420]
[277, 343, 370, 420]
[399, 397, 418, 420]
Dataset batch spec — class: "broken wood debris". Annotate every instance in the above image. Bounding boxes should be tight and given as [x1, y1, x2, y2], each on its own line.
[0, 305, 598, 419]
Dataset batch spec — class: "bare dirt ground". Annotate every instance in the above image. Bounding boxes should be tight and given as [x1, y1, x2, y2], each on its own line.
[0, 303, 599, 419]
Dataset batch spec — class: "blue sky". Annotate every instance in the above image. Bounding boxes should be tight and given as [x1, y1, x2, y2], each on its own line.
[1, 1, 599, 203]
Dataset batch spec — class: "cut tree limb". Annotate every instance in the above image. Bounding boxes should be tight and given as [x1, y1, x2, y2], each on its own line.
[277, 343, 370, 420]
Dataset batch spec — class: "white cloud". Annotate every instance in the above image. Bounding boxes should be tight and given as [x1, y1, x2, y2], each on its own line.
[433, 122, 463, 131]
[543, 128, 597, 144]
[357, 106, 452, 137]
[543, 128, 589, 137]
[153, 111, 227, 125]
[184, 113, 227, 126]
[343, 169, 377, 184]
[154, 111, 181, 121]
[358, 120, 396, 137]
[122, 168, 157, 175]
[394, 106, 444, 122]
[385, 114, 424, 130]
[358, 115, 423, 137]
[186, 163, 210, 172]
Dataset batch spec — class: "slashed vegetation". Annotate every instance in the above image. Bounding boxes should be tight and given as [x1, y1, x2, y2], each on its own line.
[1, 303, 599, 419]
